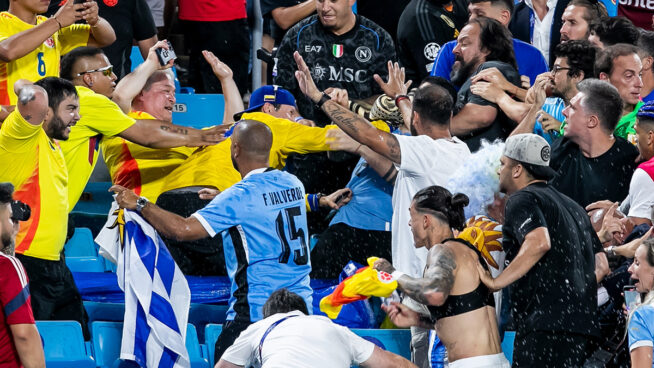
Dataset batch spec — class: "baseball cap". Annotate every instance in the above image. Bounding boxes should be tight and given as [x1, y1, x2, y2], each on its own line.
[503, 134, 557, 180]
[233, 85, 296, 121]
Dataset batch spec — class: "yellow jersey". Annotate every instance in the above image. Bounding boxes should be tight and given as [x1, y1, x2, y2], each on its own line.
[0, 12, 90, 105]
[100, 111, 194, 202]
[161, 112, 340, 193]
[60, 86, 136, 210]
[0, 111, 68, 260]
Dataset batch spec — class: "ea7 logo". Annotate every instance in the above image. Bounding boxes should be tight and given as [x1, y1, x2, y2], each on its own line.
[304, 45, 322, 53]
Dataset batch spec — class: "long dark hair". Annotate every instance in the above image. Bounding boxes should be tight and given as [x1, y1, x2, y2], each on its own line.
[469, 17, 517, 70]
[413, 186, 469, 231]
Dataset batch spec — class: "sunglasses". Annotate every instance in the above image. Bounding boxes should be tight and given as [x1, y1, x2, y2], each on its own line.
[76, 65, 113, 77]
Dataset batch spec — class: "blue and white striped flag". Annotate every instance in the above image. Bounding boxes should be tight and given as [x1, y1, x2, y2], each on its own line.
[97, 204, 191, 368]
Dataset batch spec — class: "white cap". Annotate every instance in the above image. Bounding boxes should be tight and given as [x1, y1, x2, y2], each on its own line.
[503, 134, 557, 179]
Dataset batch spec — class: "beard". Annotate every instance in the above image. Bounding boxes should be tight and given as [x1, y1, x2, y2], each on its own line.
[551, 83, 570, 102]
[46, 114, 70, 141]
[1, 228, 14, 256]
[450, 55, 480, 87]
[410, 114, 418, 136]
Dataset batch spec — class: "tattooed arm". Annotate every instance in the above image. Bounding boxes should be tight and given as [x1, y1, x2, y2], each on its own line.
[117, 119, 228, 148]
[13, 80, 48, 125]
[375, 245, 458, 306]
[293, 51, 403, 164]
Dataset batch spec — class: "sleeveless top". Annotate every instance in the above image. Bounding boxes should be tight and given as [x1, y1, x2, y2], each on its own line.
[427, 238, 495, 320]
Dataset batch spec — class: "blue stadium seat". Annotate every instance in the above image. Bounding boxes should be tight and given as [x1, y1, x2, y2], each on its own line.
[501, 331, 515, 364]
[65, 227, 97, 257]
[173, 93, 225, 129]
[189, 304, 228, 343]
[91, 321, 123, 368]
[36, 320, 95, 368]
[351, 328, 411, 360]
[66, 255, 107, 272]
[187, 324, 210, 368]
[92, 321, 206, 367]
[85, 302, 125, 325]
[204, 324, 223, 367]
[72, 181, 114, 216]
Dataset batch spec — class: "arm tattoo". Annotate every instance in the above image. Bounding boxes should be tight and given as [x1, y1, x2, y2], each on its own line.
[160, 125, 188, 135]
[386, 134, 401, 163]
[398, 246, 457, 305]
[322, 101, 363, 136]
[323, 100, 402, 163]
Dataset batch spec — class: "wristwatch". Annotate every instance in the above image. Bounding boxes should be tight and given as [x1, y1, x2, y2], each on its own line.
[605, 245, 616, 257]
[136, 196, 149, 213]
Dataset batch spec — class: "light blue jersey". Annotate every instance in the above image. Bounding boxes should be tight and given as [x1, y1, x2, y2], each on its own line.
[193, 168, 312, 322]
[628, 303, 654, 367]
[330, 158, 393, 231]
[534, 97, 565, 144]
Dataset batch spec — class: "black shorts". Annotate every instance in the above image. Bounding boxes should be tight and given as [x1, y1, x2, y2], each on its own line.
[16, 254, 89, 339]
[513, 330, 592, 367]
[214, 319, 252, 363]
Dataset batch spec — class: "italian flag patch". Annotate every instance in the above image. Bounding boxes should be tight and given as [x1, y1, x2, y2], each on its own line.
[332, 44, 344, 58]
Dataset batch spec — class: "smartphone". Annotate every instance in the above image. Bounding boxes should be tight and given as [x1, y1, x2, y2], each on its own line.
[624, 285, 641, 312]
[155, 41, 177, 66]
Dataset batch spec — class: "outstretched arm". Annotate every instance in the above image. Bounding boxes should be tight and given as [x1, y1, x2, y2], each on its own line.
[294, 52, 403, 164]
[374, 246, 457, 306]
[110, 185, 209, 241]
[118, 119, 228, 148]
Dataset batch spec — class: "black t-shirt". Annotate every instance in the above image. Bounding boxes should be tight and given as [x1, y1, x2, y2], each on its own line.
[274, 14, 396, 124]
[397, 0, 468, 84]
[260, 0, 305, 44]
[550, 137, 638, 208]
[46, 0, 157, 80]
[456, 61, 520, 152]
[502, 182, 602, 337]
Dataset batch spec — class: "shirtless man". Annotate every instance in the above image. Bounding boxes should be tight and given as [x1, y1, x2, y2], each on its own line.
[374, 185, 508, 367]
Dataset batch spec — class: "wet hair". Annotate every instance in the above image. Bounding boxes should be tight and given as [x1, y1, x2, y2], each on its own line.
[470, 0, 514, 13]
[412, 83, 454, 126]
[33, 77, 78, 112]
[468, 17, 517, 70]
[576, 79, 623, 132]
[553, 40, 596, 80]
[594, 43, 640, 78]
[569, 0, 608, 24]
[412, 186, 469, 231]
[590, 17, 640, 47]
[262, 288, 309, 318]
[0, 183, 13, 205]
[60, 46, 105, 81]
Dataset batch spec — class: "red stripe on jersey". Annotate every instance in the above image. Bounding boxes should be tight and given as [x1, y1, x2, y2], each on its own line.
[113, 140, 142, 196]
[14, 156, 41, 254]
[88, 135, 98, 164]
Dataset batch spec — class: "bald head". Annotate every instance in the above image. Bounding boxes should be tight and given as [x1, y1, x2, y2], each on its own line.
[232, 120, 273, 160]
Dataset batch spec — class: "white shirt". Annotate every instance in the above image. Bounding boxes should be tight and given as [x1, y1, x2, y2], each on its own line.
[620, 168, 654, 219]
[392, 134, 471, 277]
[524, 0, 558, 62]
[221, 311, 375, 368]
